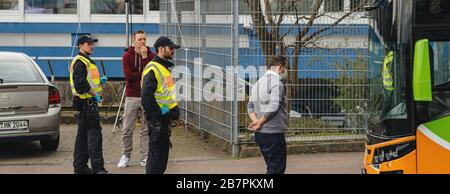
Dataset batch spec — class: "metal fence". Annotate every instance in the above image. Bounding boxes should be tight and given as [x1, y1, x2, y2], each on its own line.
[160, 0, 371, 156]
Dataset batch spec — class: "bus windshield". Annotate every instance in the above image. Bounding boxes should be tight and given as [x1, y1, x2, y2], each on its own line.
[367, 0, 412, 139]
[368, 37, 410, 138]
[425, 41, 450, 119]
[415, 0, 450, 25]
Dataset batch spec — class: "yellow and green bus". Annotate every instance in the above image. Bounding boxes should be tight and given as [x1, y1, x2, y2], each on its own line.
[364, 0, 450, 174]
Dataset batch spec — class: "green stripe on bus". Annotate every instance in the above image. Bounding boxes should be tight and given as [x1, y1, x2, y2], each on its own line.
[424, 116, 450, 143]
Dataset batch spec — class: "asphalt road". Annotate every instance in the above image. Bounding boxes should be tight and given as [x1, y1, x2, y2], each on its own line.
[0, 124, 364, 174]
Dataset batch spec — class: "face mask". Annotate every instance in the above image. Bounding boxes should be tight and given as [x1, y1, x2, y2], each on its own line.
[279, 67, 288, 79]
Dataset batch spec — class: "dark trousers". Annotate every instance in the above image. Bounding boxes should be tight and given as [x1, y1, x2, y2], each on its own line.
[255, 132, 287, 174]
[73, 101, 105, 173]
[145, 117, 171, 174]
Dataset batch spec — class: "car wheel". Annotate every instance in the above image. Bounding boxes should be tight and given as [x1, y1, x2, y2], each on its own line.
[40, 134, 60, 151]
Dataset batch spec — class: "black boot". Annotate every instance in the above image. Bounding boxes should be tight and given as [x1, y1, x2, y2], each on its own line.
[74, 166, 93, 174]
[95, 169, 112, 174]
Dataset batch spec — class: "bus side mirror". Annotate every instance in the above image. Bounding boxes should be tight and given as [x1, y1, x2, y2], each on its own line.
[413, 39, 432, 102]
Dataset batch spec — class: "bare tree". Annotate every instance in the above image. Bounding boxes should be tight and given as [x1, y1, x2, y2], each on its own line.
[245, 0, 368, 71]
[244, 0, 369, 110]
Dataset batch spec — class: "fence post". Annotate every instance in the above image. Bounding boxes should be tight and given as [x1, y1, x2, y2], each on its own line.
[231, 0, 240, 158]
[199, 0, 206, 137]
[165, 0, 170, 35]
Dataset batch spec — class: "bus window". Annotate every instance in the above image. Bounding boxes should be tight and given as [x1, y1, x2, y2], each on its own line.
[432, 42, 450, 85]
[415, 0, 450, 25]
[427, 41, 450, 119]
[368, 46, 409, 137]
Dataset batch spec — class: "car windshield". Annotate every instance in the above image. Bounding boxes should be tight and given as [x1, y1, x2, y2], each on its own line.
[0, 57, 44, 84]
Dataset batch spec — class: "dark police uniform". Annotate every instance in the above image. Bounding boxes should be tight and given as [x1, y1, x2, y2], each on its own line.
[70, 36, 109, 174]
[141, 37, 180, 174]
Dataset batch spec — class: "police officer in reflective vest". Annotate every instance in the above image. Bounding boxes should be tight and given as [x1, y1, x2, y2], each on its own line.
[70, 35, 110, 174]
[381, 51, 395, 113]
[382, 51, 394, 91]
[141, 36, 180, 174]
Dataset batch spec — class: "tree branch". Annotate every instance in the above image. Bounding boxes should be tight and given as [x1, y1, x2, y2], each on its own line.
[302, 0, 370, 44]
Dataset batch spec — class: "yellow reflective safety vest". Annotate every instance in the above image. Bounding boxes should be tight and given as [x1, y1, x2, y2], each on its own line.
[141, 60, 178, 110]
[382, 51, 394, 91]
[69, 55, 102, 99]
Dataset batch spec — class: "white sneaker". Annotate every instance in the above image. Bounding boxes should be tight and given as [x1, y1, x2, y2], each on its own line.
[117, 155, 130, 168]
[140, 159, 147, 167]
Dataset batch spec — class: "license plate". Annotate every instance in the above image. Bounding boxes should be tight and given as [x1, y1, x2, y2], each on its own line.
[0, 120, 28, 132]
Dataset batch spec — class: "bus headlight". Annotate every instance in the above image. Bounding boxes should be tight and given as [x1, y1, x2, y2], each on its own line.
[372, 141, 416, 164]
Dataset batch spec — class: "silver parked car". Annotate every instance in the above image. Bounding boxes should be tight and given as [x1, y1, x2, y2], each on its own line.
[0, 52, 61, 151]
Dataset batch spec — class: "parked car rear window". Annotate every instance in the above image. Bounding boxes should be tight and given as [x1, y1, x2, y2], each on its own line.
[0, 57, 44, 84]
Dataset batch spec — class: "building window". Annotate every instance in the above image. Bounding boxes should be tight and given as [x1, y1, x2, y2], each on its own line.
[149, 0, 159, 11]
[204, 0, 227, 13]
[351, 0, 366, 11]
[176, 0, 194, 11]
[269, 0, 318, 14]
[0, 0, 18, 10]
[324, 0, 344, 12]
[25, 0, 77, 14]
[239, 1, 249, 14]
[91, 0, 143, 14]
